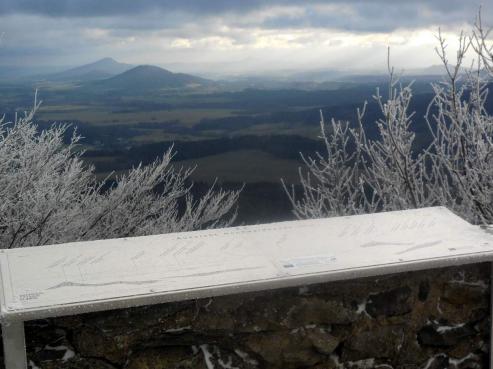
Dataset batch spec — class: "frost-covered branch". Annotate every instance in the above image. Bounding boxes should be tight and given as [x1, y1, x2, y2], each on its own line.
[286, 51, 433, 218]
[288, 10, 493, 224]
[426, 27, 493, 224]
[0, 101, 240, 248]
[354, 51, 432, 212]
[282, 111, 365, 218]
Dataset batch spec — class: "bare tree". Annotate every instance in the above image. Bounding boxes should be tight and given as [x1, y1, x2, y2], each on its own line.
[425, 26, 493, 224]
[0, 96, 240, 248]
[287, 10, 493, 224]
[282, 111, 366, 218]
[285, 50, 433, 218]
[472, 8, 493, 76]
[354, 50, 433, 213]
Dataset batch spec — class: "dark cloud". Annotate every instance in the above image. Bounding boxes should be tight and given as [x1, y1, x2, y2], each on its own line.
[259, 2, 481, 33]
[0, 0, 487, 33]
[1, 0, 288, 17]
[3, 0, 485, 44]
[0, 0, 490, 73]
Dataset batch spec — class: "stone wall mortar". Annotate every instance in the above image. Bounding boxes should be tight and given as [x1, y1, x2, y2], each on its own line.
[3, 263, 490, 369]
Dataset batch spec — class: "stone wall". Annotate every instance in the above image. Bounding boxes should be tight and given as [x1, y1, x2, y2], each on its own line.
[7, 263, 491, 369]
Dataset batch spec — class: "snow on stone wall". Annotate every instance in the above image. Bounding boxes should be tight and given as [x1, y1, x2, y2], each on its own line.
[15, 262, 490, 369]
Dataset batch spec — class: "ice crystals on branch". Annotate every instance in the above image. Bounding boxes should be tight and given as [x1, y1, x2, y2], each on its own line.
[286, 9, 493, 225]
[0, 92, 240, 248]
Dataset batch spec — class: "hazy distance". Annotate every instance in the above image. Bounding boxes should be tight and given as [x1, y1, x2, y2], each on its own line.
[0, 0, 491, 78]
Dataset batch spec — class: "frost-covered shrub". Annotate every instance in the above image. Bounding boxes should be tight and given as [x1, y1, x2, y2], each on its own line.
[0, 97, 240, 248]
[285, 12, 493, 224]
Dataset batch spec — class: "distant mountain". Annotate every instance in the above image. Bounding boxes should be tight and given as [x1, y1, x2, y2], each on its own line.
[405, 65, 450, 76]
[47, 58, 134, 82]
[95, 65, 213, 90]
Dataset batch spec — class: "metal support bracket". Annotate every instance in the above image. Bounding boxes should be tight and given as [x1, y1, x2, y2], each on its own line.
[2, 321, 27, 369]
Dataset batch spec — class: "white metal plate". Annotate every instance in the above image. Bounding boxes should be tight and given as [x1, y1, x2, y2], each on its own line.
[1, 207, 493, 321]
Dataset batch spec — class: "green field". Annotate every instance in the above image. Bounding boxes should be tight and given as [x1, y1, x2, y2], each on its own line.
[37, 105, 242, 127]
[91, 149, 302, 185]
[174, 149, 301, 184]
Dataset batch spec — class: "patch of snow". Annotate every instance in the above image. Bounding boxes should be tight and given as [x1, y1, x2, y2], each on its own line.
[422, 356, 438, 369]
[436, 297, 443, 314]
[449, 271, 488, 289]
[165, 326, 191, 333]
[423, 353, 479, 369]
[332, 354, 375, 369]
[203, 298, 214, 311]
[396, 331, 405, 352]
[298, 286, 310, 295]
[356, 300, 370, 317]
[422, 354, 447, 369]
[218, 355, 240, 369]
[28, 361, 40, 369]
[436, 322, 465, 333]
[62, 348, 75, 362]
[450, 279, 488, 289]
[44, 344, 75, 362]
[200, 344, 215, 369]
[449, 353, 479, 367]
[234, 349, 258, 366]
[331, 354, 343, 368]
[199, 345, 242, 369]
[350, 358, 375, 369]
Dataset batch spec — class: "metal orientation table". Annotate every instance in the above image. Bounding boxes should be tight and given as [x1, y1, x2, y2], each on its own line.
[1, 207, 493, 369]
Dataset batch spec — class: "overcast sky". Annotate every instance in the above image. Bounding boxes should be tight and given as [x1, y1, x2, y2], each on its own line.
[0, 0, 491, 76]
